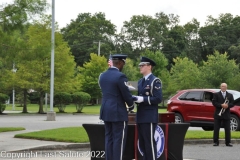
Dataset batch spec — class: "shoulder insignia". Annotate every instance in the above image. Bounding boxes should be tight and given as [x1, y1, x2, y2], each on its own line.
[155, 79, 161, 84]
[155, 86, 161, 89]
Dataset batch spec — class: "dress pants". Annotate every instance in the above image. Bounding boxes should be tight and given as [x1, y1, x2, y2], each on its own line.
[137, 123, 157, 160]
[104, 121, 128, 160]
[213, 118, 231, 144]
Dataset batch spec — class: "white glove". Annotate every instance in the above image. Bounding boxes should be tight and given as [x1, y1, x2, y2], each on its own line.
[135, 96, 143, 103]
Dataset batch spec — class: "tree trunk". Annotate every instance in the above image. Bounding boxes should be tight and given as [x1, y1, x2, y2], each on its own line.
[38, 91, 44, 114]
[22, 89, 28, 113]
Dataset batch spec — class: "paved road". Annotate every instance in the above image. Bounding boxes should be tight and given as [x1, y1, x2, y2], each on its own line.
[0, 113, 100, 131]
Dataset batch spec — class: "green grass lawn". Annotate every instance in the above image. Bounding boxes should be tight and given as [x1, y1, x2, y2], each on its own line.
[14, 127, 240, 143]
[14, 127, 89, 143]
[5, 104, 167, 114]
[0, 127, 25, 133]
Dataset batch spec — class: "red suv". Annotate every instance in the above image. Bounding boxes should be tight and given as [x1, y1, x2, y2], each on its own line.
[167, 89, 240, 131]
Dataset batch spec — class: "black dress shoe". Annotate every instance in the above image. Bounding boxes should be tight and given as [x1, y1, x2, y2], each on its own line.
[213, 143, 219, 146]
[226, 143, 233, 147]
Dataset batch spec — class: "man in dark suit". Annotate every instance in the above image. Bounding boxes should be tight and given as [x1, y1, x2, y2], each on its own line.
[98, 54, 134, 160]
[212, 83, 234, 147]
[133, 57, 162, 160]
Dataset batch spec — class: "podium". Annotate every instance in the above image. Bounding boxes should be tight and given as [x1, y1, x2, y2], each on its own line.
[83, 113, 189, 160]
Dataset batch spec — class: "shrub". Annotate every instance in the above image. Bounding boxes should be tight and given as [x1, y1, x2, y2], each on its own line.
[0, 93, 9, 114]
[72, 92, 91, 113]
[54, 92, 72, 113]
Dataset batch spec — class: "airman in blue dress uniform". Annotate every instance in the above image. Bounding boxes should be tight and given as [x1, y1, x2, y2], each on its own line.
[98, 54, 134, 160]
[133, 57, 162, 160]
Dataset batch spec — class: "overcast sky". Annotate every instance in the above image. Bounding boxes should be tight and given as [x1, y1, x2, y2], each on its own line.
[3, 0, 240, 32]
[47, 0, 240, 31]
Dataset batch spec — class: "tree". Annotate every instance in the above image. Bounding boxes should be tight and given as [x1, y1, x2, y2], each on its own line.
[162, 25, 187, 68]
[200, 51, 239, 88]
[168, 57, 202, 94]
[72, 92, 91, 113]
[122, 58, 139, 81]
[0, 0, 49, 32]
[61, 12, 116, 66]
[199, 14, 240, 61]
[79, 53, 108, 104]
[228, 41, 240, 64]
[122, 15, 154, 51]
[54, 92, 72, 113]
[182, 18, 203, 63]
[6, 15, 79, 113]
[0, 93, 9, 114]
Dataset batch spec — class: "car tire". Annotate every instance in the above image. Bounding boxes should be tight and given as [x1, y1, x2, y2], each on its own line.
[202, 126, 214, 131]
[230, 114, 240, 131]
[175, 113, 183, 123]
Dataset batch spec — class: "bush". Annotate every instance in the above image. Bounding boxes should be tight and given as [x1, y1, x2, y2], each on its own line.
[54, 92, 72, 113]
[0, 93, 9, 114]
[72, 92, 91, 113]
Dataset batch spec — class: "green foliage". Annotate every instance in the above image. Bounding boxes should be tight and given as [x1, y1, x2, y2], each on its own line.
[141, 50, 168, 77]
[72, 92, 91, 113]
[228, 73, 240, 91]
[0, 93, 9, 113]
[122, 58, 139, 81]
[0, 127, 25, 132]
[79, 53, 108, 102]
[0, 0, 49, 32]
[13, 127, 240, 144]
[168, 57, 202, 94]
[185, 130, 240, 139]
[54, 92, 72, 113]
[200, 51, 239, 88]
[4, 15, 80, 113]
[61, 12, 116, 66]
[14, 127, 89, 143]
[199, 13, 240, 62]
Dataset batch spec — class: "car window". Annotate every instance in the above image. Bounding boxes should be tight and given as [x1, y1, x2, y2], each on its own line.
[178, 92, 188, 100]
[204, 92, 213, 102]
[227, 90, 240, 100]
[184, 91, 202, 101]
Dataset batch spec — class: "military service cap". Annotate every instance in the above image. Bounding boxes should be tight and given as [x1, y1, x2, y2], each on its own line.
[139, 56, 156, 66]
[112, 54, 127, 63]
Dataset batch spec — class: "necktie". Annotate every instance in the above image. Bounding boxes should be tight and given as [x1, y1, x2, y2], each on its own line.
[222, 92, 225, 99]
[142, 78, 145, 86]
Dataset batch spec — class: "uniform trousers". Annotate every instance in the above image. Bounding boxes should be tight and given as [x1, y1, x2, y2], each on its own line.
[137, 123, 157, 160]
[104, 121, 128, 160]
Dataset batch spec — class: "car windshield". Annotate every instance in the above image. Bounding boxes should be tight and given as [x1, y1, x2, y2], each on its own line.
[228, 90, 240, 100]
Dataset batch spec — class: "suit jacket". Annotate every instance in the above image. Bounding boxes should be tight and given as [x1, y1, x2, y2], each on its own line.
[99, 68, 134, 122]
[212, 91, 234, 119]
[136, 74, 162, 123]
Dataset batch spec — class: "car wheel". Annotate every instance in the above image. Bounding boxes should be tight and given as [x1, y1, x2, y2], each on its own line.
[202, 126, 214, 131]
[175, 113, 183, 123]
[230, 114, 240, 131]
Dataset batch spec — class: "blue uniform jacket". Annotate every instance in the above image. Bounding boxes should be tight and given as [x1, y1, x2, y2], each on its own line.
[99, 68, 134, 122]
[136, 74, 162, 123]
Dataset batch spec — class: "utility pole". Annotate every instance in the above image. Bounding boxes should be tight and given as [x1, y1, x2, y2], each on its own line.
[94, 41, 103, 56]
[12, 63, 17, 111]
[47, 0, 56, 121]
[98, 41, 100, 56]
